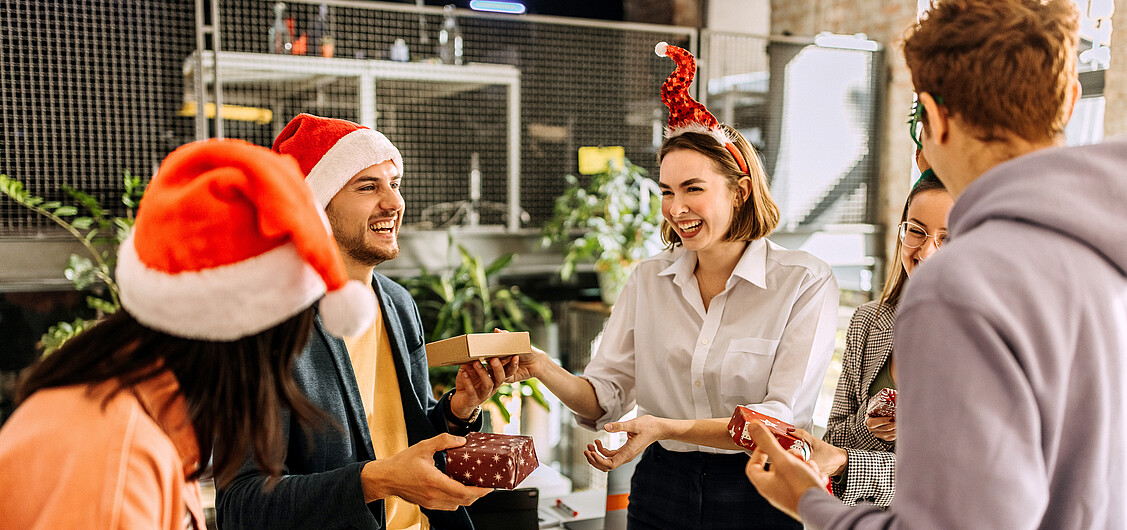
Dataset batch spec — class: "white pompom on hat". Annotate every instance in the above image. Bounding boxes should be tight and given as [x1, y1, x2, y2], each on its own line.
[272, 113, 403, 207]
[116, 138, 376, 341]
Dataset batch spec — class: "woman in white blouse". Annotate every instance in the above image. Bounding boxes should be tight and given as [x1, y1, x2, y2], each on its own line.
[508, 123, 838, 529]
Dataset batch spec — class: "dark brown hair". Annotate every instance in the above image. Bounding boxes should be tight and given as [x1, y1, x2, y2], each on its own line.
[879, 172, 948, 308]
[658, 124, 779, 246]
[17, 308, 327, 488]
[903, 0, 1079, 144]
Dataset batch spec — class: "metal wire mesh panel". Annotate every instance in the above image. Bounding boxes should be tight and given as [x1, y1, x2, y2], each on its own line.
[214, 1, 694, 229]
[700, 31, 770, 148]
[0, 0, 196, 235]
[1, 3, 881, 238]
[701, 31, 883, 229]
[556, 300, 612, 491]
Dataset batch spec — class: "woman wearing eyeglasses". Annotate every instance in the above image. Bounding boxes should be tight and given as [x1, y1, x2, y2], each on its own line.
[790, 152, 951, 508]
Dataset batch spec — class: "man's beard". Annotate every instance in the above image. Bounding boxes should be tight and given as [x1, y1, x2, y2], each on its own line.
[326, 205, 400, 266]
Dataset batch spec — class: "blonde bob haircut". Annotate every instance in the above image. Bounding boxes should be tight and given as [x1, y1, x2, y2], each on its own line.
[658, 124, 779, 247]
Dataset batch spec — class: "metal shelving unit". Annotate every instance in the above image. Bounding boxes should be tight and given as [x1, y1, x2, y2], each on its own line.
[184, 50, 524, 230]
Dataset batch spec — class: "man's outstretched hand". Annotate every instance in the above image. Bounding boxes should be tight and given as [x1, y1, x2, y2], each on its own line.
[361, 434, 493, 510]
[744, 420, 830, 522]
[450, 356, 518, 419]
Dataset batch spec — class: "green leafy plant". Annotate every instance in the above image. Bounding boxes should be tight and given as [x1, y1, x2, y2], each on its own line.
[0, 172, 146, 353]
[397, 243, 552, 423]
[541, 158, 663, 305]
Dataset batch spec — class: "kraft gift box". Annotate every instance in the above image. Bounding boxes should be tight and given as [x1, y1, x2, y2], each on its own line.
[426, 332, 532, 367]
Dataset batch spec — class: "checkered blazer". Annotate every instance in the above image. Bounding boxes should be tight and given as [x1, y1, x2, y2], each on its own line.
[823, 300, 897, 507]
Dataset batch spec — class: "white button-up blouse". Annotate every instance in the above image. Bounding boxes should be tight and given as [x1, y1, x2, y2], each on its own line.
[578, 238, 839, 454]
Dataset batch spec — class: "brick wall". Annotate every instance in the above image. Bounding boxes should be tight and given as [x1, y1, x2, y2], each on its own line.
[1104, 5, 1127, 137]
[771, 0, 920, 289]
[623, 0, 703, 27]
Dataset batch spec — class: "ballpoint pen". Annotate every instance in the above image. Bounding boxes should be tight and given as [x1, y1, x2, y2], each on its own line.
[555, 498, 578, 517]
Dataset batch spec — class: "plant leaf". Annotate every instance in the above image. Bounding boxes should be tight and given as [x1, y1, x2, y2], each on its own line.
[72, 217, 94, 230]
[489, 394, 512, 423]
[523, 379, 551, 410]
[54, 205, 78, 217]
[86, 296, 119, 315]
[65, 254, 99, 290]
[63, 185, 106, 219]
[40, 317, 96, 355]
[483, 252, 515, 277]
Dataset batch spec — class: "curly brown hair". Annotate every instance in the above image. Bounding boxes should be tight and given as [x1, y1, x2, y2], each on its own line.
[903, 0, 1080, 144]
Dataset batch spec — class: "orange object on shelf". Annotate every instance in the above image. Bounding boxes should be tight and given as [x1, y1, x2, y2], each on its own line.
[291, 34, 307, 56]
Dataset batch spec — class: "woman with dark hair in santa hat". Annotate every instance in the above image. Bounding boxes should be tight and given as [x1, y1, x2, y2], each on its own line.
[506, 43, 838, 528]
[0, 139, 376, 529]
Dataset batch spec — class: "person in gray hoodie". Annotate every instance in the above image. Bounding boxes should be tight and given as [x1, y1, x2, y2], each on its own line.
[743, 0, 1127, 528]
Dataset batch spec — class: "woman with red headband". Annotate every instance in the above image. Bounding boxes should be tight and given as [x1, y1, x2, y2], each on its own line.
[506, 43, 838, 529]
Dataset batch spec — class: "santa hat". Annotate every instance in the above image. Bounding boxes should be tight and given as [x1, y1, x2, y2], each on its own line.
[655, 42, 749, 175]
[272, 113, 403, 206]
[116, 139, 376, 341]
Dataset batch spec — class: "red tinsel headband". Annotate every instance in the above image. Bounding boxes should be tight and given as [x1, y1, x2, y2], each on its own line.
[656, 42, 750, 175]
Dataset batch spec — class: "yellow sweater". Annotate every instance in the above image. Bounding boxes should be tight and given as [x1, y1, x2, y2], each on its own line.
[344, 315, 428, 530]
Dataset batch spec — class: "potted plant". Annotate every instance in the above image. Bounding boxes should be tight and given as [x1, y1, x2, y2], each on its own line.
[0, 172, 146, 353]
[397, 243, 553, 429]
[541, 158, 663, 305]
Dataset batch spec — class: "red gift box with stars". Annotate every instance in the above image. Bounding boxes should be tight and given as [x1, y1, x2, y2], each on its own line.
[445, 432, 538, 489]
[727, 406, 811, 461]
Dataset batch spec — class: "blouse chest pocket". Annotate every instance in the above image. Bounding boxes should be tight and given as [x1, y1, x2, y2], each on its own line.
[720, 337, 781, 401]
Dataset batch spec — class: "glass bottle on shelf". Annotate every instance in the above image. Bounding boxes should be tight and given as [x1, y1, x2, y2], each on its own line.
[390, 38, 410, 62]
[268, 2, 292, 54]
[309, 3, 327, 57]
[437, 4, 463, 65]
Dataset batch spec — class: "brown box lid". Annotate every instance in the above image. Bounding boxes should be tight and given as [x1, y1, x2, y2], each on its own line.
[425, 332, 532, 367]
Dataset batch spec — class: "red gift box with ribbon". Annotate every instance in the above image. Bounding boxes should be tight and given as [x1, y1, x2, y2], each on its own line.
[446, 432, 538, 489]
[866, 388, 897, 419]
[729, 406, 835, 495]
[727, 406, 812, 460]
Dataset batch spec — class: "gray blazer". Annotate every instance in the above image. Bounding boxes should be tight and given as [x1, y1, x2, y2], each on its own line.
[216, 273, 479, 529]
[823, 300, 897, 507]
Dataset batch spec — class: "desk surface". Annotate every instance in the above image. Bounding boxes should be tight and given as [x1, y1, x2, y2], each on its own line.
[537, 488, 605, 529]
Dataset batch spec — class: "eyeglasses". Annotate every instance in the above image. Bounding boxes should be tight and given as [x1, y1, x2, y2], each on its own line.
[908, 96, 944, 150]
[898, 221, 947, 249]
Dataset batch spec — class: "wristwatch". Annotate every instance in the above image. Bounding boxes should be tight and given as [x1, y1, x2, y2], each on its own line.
[445, 389, 482, 426]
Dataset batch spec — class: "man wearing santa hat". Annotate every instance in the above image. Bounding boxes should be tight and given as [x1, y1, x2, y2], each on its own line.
[218, 114, 516, 530]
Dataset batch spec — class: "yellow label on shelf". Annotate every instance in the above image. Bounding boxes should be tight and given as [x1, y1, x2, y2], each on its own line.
[577, 146, 626, 175]
[179, 101, 273, 124]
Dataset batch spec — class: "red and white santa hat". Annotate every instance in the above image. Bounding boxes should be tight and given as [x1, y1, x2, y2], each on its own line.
[655, 42, 749, 175]
[116, 139, 376, 341]
[271, 113, 403, 206]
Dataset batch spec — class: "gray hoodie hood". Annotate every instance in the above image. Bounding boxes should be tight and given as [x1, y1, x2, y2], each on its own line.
[948, 135, 1127, 277]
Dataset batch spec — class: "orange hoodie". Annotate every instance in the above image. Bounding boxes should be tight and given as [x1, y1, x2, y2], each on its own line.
[0, 370, 205, 529]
